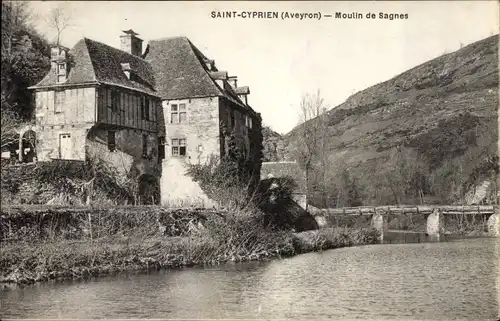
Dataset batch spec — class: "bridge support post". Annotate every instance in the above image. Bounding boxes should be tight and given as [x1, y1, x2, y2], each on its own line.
[315, 214, 327, 228]
[487, 208, 499, 236]
[371, 210, 386, 243]
[427, 209, 443, 241]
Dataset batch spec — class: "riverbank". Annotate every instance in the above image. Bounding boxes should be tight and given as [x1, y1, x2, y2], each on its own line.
[0, 227, 379, 285]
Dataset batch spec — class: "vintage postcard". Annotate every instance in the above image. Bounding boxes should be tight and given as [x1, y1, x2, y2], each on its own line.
[1, 0, 499, 320]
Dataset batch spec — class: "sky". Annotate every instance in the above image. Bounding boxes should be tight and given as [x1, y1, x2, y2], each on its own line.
[28, 1, 499, 134]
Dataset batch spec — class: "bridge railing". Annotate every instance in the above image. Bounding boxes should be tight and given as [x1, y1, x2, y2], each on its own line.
[310, 205, 496, 216]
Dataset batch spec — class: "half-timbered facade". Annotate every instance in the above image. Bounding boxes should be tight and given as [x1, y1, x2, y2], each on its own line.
[29, 31, 163, 181]
[30, 30, 261, 206]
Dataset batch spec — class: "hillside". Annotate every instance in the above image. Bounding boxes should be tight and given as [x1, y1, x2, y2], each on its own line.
[262, 126, 287, 162]
[269, 35, 499, 207]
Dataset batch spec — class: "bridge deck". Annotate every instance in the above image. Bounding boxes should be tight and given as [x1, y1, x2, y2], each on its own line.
[312, 205, 496, 216]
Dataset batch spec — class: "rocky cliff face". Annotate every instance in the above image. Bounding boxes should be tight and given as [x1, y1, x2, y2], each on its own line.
[264, 35, 499, 206]
[262, 126, 288, 162]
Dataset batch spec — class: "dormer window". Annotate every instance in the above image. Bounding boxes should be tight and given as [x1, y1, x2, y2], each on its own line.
[57, 63, 67, 83]
[121, 63, 132, 80]
[57, 63, 66, 73]
[51, 45, 69, 83]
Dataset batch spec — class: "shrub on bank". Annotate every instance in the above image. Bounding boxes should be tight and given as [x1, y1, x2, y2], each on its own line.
[1, 158, 138, 205]
[292, 227, 379, 253]
[186, 156, 303, 231]
[0, 226, 379, 284]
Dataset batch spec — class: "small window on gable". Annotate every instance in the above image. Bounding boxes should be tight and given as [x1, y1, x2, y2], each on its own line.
[57, 63, 66, 74]
[171, 138, 186, 156]
[54, 91, 65, 113]
[107, 131, 116, 152]
[171, 104, 178, 123]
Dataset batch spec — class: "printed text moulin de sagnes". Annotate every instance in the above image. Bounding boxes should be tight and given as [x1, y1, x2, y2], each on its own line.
[211, 11, 409, 20]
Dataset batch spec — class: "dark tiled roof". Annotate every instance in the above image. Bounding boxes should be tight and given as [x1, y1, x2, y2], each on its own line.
[31, 35, 256, 113]
[31, 38, 157, 95]
[145, 37, 222, 100]
[261, 161, 307, 194]
[84, 38, 156, 94]
[144, 36, 256, 115]
[32, 39, 96, 88]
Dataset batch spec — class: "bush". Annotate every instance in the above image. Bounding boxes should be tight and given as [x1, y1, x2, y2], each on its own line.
[292, 227, 379, 253]
[1, 158, 139, 205]
[186, 157, 299, 231]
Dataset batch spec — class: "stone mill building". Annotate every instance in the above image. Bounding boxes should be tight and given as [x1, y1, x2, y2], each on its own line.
[29, 29, 262, 206]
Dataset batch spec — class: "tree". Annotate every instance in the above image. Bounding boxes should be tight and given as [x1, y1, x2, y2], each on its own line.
[1, 0, 51, 120]
[293, 90, 328, 210]
[2, 1, 32, 56]
[45, 5, 72, 46]
[375, 147, 430, 205]
[0, 107, 19, 149]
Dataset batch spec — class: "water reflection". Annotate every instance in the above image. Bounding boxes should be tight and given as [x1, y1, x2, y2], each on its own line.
[1, 238, 499, 320]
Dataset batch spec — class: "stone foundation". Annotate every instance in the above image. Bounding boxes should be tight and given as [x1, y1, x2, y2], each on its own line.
[371, 211, 387, 242]
[487, 212, 500, 236]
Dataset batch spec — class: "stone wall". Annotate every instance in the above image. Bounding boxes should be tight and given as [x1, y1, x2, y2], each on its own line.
[34, 87, 96, 161]
[159, 96, 220, 206]
[86, 125, 159, 179]
[162, 97, 220, 164]
[37, 125, 91, 161]
[160, 158, 216, 207]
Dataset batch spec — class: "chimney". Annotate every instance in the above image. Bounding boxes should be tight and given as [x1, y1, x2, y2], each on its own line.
[50, 45, 70, 83]
[204, 59, 215, 71]
[228, 76, 238, 89]
[235, 86, 250, 105]
[120, 29, 143, 56]
[210, 71, 228, 88]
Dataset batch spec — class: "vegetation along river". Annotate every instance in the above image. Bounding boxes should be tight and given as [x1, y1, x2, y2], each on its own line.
[1, 237, 499, 320]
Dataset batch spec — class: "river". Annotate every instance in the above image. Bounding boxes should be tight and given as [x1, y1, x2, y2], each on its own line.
[1, 237, 499, 320]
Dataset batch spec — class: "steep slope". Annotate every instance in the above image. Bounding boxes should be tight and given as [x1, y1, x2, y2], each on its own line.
[262, 126, 287, 162]
[274, 35, 499, 206]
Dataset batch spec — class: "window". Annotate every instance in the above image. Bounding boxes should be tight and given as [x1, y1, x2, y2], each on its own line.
[170, 104, 178, 123]
[171, 138, 186, 156]
[107, 131, 116, 152]
[245, 115, 253, 129]
[171, 103, 186, 123]
[230, 110, 235, 128]
[57, 63, 66, 75]
[141, 97, 150, 120]
[179, 103, 186, 123]
[111, 90, 120, 112]
[158, 137, 165, 162]
[142, 134, 148, 158]
[54, 91, 65, 113]
[56, 63, 67, 83]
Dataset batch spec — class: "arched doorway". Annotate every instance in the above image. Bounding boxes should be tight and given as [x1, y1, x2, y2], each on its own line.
[21, 130, 36, 163]
[137, 173, 160, 205]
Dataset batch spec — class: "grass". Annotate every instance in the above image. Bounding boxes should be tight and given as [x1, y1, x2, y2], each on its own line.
[0, 226, 379, 285]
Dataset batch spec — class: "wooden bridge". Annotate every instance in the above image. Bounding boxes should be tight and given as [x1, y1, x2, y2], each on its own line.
[310, 205, 500, 238]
